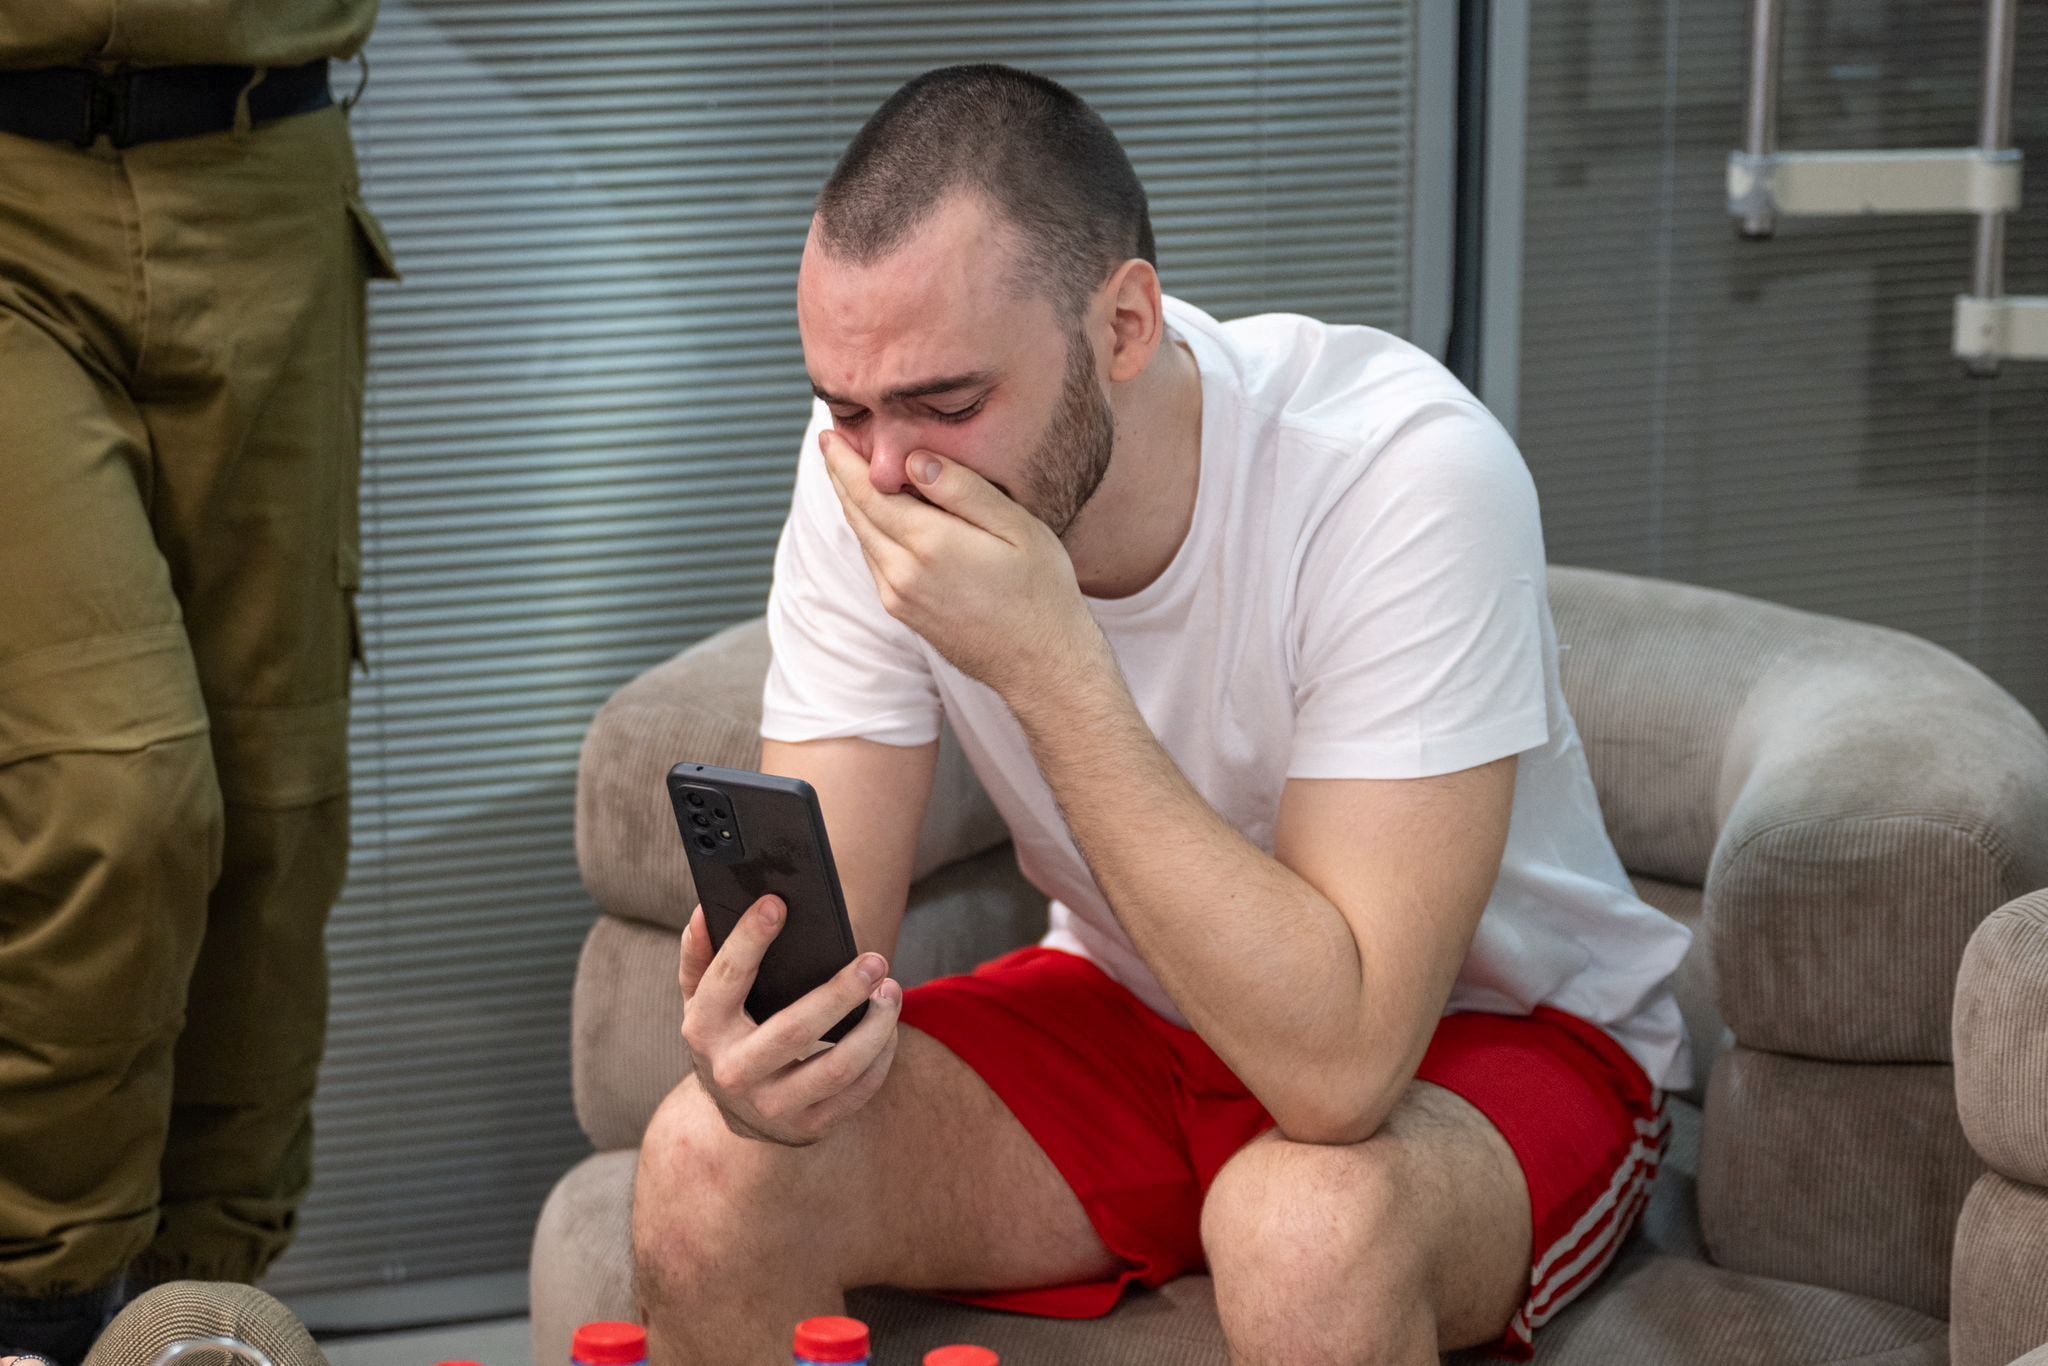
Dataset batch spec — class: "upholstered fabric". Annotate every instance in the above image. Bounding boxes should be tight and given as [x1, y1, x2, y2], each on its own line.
[1549, 568, 2048, 1064]
[571, 845, 1048, 1150]
[1698, 1046, 1978, 1318]
[1951, 1173, 2048, 1366]
[573, 618, 1009, 935]
[531, 1100, 1946, 1366]
[1628, 877, 1724, 1106]
[570, 918, 686, 1156]
[2008, 1342, 2048, 1366]
[84, 1282, 326, 1366]
[1447, 1253, 1947, 1366]
[530, 1149, 639, 1366]
[1951, 895, 2048, 1366]
[1955, 891, 2048, 1187]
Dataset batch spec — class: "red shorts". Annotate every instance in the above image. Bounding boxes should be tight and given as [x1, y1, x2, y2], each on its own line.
[900, 947, 1667, 1359]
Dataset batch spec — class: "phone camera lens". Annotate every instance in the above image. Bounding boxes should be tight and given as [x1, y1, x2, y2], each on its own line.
[696, 834, 715, 851]
[691, 813, 709, 829]
[685, 793, 704, 808]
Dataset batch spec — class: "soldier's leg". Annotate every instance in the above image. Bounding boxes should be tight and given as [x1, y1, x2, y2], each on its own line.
[119, 106, 381, 1286]
[0, 137, 221, 1357]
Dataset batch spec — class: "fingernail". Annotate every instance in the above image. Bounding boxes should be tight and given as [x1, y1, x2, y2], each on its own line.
[874, 979, 901, 1006]
[909, 452, 941, 484]
[759, 898, 783, 926]
[857, 953, 884, 984]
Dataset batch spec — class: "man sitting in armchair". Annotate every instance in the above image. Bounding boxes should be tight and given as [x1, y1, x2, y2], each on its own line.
[631, 62, 1691, 1366]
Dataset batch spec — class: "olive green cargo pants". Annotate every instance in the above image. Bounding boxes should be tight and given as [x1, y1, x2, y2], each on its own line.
[0, 104, 397, 1298]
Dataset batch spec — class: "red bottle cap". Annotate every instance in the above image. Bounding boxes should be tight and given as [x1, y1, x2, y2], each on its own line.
[925, 1348, 1000, 1366]
[792, 1315, 871, 1362]
[571, 1321, 649, 1364]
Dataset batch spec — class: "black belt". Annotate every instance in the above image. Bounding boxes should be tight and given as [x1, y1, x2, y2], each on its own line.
[0, 59, 332, 149]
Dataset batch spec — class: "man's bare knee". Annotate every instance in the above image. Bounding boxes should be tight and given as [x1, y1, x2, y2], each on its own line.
[633, 1076, 787, 1306]
[1202, 1138, 1431, 1365]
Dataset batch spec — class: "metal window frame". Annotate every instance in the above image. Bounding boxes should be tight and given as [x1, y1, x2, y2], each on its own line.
[1475, 0, 1530, 433]
[1409, 0, 1461, 360]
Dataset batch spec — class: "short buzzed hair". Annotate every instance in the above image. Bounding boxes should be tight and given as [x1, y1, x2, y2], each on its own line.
[814, 64, 1157, 322]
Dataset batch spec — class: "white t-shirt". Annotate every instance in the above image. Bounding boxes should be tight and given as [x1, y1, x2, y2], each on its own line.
[762, 295, 1693, 1091]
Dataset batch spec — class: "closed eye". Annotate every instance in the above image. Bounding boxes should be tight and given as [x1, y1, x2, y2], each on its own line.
[826, 393, 986, 427]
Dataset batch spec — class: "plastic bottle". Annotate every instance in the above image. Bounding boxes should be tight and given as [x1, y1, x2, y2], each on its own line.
[572, 1321, 650, 1366]
[925, 1348, 1000, 1366]
[791, 1314, 870, 1365]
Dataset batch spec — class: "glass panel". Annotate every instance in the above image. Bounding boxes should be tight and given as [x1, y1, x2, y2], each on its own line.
[1518, 2, 2047, 722]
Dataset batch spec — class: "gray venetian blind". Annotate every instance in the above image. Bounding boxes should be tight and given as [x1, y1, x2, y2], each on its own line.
[265, 0, 1432, 1318]
[1515, 3, 2048, 722]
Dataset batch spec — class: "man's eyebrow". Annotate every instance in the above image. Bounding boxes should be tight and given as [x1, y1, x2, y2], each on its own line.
[809, 371, 996, 408]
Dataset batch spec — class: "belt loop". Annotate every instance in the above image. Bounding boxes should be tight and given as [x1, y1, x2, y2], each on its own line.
[232, 66, 269, 136]
[338, 53, 369, 115]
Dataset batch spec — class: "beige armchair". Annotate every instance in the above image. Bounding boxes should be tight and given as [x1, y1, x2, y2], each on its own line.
[531, 566, 2048, 1365]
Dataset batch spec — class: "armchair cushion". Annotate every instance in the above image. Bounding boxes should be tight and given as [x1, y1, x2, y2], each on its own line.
[1698, 1047, 1978, 1318]
[1550, 568, 2048, 1063]
[1954, 891, 2048, 1187]
[1951, 1174, 2048, 1366]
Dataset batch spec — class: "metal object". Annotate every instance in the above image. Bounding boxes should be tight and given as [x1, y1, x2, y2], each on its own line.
[148, 1339, 277, 1366]
[1954, 295, 2048, 362]
[1972, 0, 2018, 302]
[1731, 0, 2041, 367]
[1739, 0, 1784, 237]
[1965, 0, 2024, 372]
[1727, 149, 2020, 218]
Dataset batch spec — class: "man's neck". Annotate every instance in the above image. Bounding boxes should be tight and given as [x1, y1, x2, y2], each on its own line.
[1066, 335, 1204, 601]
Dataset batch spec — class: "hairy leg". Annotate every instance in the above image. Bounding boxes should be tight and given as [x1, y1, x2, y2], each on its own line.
[1201, 1081, 1531, 1366]
[633, 1026, 1120, 1366]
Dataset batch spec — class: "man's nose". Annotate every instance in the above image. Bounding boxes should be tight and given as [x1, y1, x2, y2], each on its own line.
[861, 432, 915, 495]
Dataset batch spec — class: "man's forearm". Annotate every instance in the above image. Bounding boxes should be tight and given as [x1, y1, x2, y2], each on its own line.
[1006, 632, 1384, 1142]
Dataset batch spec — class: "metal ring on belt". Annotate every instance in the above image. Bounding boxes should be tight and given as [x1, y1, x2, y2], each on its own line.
[0, 59, 333, 149]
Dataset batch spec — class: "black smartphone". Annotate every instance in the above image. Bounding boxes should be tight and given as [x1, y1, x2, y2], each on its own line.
[666, 761, 868, 1043]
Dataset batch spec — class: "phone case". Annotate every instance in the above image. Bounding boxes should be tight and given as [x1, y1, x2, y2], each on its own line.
[666, 761, 868, 1042]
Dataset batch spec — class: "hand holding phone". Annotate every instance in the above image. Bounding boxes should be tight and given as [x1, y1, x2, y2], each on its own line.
[669, 764, 904, 1146]
[676, 897, 901, 1146]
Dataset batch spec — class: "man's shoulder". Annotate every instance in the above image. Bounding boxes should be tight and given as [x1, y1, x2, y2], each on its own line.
[1168, 296, 1496, 457]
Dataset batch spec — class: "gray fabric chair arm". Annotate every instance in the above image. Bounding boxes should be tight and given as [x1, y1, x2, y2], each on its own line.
[1956, 891, 2048, 1185]
[1949, 891, 2048, 1366]
[1548, 567, 2048, 1064]
[1705, 655, 2048, 1061]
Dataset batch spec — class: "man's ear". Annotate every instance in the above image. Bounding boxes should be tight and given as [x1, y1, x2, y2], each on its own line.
[1100, 258, 1166, 384]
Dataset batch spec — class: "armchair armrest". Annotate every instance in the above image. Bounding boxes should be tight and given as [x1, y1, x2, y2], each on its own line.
[1699, 622, 2048, 1063]
[1950, 890, 2048, 1366]
[1548, 566, 2048, 1065]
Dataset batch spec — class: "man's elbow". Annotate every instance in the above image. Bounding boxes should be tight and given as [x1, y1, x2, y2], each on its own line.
[1261, 1071, 1402, 1148]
